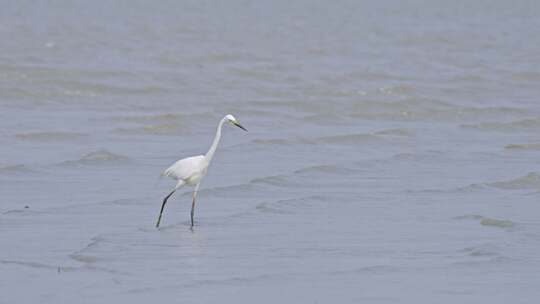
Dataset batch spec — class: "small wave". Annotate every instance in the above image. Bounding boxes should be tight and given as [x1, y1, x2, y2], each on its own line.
[60, 150, 129, 166]
[449, 173, 540, 192]
[510, 71, 540, 82]
[193, 184, 255, 197]
[70, 254, 100, 264]
[374, 128, 413, 136]
[377, 85, 415, 96]
[2, 208, 41, 216]
[113, 112, 211, 124]
[1, 259, 77, 272]
[114, 124, 188, 136]
[453, 214, 484, 220]
[117, 114, 184, 123]
[191, 52, 264, 64]
[293, 164, 357, 175]
[351, 265, 398, 274]
[15, 131, 86, 141]
[252, 138, 295, 146]
[349, 100, 529, 122]
[105, 198, 147, 206]
[253, 133, 384, 147]
[487, 172, 540, 190]
[480, 218, 515, 228]
[505, 143, 540, 150]
[80, 150, 128, 162]
[385, 151, 443, 162]
[255, 202, 292, 214]
[278, 195, 329, 207]
[453, 183, 491, 193]
[459, 245, 500, 257]
[0, 164, 36, 175]
[255, 98, 359, 116]
[250, 175, 292, 187]
[453, 256, 512, 267]
[55, 80, 169, 96]
[454, 214, 515, 229]
[255, 195, 329, 214]
[229, 67, 277, 82]
[315, 133, 381, 144]
[327, 265, 399, 276]
[69, 236, 107, 263]
[389, 152, 417, 160]
[300, 86, 369, 98]
[461, 118, 540, 132]
[302, 113, 348, 124]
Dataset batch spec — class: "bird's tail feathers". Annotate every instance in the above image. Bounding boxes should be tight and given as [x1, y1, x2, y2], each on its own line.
[160, 167, 173, 178]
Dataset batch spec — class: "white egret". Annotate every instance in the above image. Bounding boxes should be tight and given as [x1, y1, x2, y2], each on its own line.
[156, 114, 247, 228]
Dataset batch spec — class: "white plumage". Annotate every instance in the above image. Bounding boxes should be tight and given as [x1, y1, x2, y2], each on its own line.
[161, 155, 206, 185]
[156, 114, 247, 228]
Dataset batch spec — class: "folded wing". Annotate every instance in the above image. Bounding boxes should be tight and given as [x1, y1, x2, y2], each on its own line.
[161, 155, 205, 181]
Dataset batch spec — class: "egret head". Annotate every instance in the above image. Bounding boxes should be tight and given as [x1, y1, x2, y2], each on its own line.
[225, 114, 248, 131]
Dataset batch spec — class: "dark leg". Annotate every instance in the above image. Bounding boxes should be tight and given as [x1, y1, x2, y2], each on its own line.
[190, 184, 200, 228]
[156, 190, 175, 228]
[190, 196, 196, 227]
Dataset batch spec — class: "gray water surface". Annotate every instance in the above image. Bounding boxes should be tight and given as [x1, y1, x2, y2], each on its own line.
[1, 1, 540, 303]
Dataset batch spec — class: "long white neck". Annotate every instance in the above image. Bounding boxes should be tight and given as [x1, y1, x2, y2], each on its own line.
[204, 117, 226, 163]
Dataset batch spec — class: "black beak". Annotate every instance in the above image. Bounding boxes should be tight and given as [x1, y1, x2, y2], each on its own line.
[233, 122, 248, 132]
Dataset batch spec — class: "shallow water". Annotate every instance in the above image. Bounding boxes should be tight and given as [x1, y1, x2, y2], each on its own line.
[1, 1, 540, 303]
